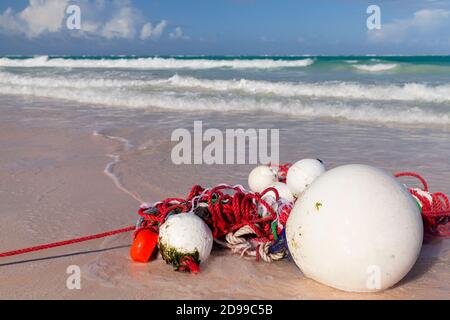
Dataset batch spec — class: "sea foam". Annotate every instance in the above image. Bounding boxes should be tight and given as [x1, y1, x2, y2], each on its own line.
[3, 72, 450, 103]
[1, 60, 450, 125]
[0, 56, 314, 69]
[353, 63, 398, 72]
[0, 73, 449, 125]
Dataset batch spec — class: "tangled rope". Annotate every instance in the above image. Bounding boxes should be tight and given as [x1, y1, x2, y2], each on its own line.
[395, 172, 450, 238]
[269, 163, 292, 183]
[136, 183, 293, 269]
[1, 168, 448, 273]
[222, 225, 286, 262]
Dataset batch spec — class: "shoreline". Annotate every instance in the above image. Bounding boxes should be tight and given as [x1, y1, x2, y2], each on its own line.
[0, 104, 449, 299]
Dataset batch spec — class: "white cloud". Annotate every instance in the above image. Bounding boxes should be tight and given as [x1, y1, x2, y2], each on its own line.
[368, 9, 450, 44]
[20, 0, 69, 37]
[0, 8, 23, 34]
[140, 20, 167, 40]
[169, 27, 190, 40]
[0, 0, 69, 38]
[80, 21, 101, 34]
[99, 6, 138, 39]
[140, 23, 153, 40]
[0, 0, 168, 41]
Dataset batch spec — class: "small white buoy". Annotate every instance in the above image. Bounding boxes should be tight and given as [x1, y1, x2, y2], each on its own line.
[286, 164, 423, 292]
[158, 213, 213, 270]
[286, 159, 325, 197]
[262, 182, 295, 203]
[248, 165, 278, 193]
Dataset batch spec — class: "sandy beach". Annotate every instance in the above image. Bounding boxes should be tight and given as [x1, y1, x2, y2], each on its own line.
[0, 96, 449, 299]
[2, 0, 450, 303]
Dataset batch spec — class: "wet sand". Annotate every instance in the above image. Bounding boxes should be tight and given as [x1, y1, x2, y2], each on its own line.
[0, 100, 449, 299]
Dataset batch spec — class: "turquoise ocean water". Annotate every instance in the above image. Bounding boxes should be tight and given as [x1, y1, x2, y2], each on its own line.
[1, 55, 450, 125]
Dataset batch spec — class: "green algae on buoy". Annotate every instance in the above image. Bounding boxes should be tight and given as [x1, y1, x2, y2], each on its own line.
[158, 213, 213, 272]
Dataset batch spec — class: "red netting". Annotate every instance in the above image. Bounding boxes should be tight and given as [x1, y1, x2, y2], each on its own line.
[395, 172, 450, 238]
[137, 184, 283, 241]
[268, 163, 292, 183]
[2, 167, 449, 272]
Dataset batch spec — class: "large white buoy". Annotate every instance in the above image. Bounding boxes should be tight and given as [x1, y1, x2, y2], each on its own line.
[286, 159, 325, 197]
[248, 165, 278, 193]
[158, 213, 213, 270]
[286, 164, 423, 292]
[262, 182, 295, 203]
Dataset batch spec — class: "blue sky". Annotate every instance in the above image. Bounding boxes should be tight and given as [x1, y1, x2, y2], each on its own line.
[0, 0, 449, 55]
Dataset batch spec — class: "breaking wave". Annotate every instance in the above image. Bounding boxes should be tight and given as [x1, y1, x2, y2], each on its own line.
[2, 72, 450, 103]
[0, 71, 449, 125]
[163, 75, 450, 103]
[0, 56, 315, 69]
[353, 63, 398, 72]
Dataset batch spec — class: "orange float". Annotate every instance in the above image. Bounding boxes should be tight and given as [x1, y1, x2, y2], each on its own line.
[130, 228, 158, 263]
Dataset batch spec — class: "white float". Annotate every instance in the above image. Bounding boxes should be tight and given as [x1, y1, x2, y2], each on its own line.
[248, 165, 278, 193]
[286, 164, 423, 292]
[286, 159, 325, 197]
[158, 213, 213, 268]
[262, 182, 295, 203]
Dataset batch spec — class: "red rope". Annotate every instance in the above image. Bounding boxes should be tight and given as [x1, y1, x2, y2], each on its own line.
[134, 184, 286, 271]
[269, 163, 292, 183]
[178, 256, 200, 273]
[2, 169, 448, 263]
[395, 172, 429, 192]
[137, 184, 281, 241]
[0, 226, 135, 258]
[395, 172, 450, 237]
